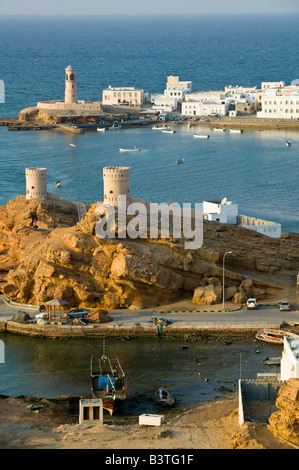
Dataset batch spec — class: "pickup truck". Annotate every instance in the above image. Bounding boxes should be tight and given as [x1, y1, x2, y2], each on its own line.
[246, 298, 259, 309]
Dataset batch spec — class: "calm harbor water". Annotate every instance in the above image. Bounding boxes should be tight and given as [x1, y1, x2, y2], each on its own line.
[1, 124, 299, 233]
[0, 334, 282, 415]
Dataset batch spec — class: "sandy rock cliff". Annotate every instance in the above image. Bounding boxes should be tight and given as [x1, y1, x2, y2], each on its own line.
[1, 196, 299, 309]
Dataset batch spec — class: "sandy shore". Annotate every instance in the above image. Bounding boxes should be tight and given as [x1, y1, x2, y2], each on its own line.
[0, 394, 296, 450]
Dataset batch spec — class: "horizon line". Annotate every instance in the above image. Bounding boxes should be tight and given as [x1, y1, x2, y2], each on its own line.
[0, 12, 298, 16]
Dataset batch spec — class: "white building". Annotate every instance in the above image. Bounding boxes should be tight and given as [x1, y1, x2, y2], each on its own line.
[203, 199, 238, 224]
[102, 86, 149, 107]
[203, 198, 281, 238]
[257, 84, 299, 119]
[181, 99, 229, 117]
[151, 76, 192, 112]
[280, 337, 299, 381]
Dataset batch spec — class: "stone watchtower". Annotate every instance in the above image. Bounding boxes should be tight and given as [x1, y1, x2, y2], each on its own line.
[25, 167, 47, 200]
[65, 65, 78, 104]
[103, 166, 130, 207]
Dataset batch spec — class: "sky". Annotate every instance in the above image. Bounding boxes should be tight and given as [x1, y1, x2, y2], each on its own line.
[1, 0, 299, 15]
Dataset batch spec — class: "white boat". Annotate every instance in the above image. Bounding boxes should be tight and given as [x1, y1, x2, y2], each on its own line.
[109, 123, 122, 130]
[152, 125, 167, 130]
[214, 127, 225, 132]
[69, 144, 76, 147]
[193, 134, 210, 139]
[97, 127, 105, 132]
[176, 157, 184, 164]
[229, 128, 243, 133]
[155, 387, 175, 407]
[119, 146, 140, 152]
[286, 140, 291, 146]
[162, 127, 176, 134]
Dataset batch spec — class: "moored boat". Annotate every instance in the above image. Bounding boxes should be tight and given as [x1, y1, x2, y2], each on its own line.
[255, 328, 299, 344]
[162, 127, 175, 134]
[97, 127, 105, 132]
[193, 133, 210, 138]
[152, 125, 167, 130]
[213, 127, 225, 132]
[90, 352, 125, 415]
[155, 387, 176, 406]
[119, 146, 140, 152]
[176, 157, 184, 164]
[229, 128, 243, 133]
[286, 140, 291, 146]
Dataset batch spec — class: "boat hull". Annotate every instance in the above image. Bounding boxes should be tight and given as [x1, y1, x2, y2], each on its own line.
[255, 328, 299, 344]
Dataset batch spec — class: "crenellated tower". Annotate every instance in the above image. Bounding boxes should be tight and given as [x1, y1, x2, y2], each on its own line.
[103, 166, 130, 207]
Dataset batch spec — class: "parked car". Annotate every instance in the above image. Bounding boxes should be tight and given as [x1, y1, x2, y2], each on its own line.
[68, 308, 90, 318]
[34, 312, 47, 320]
[279, 301, 291, 311]
[246, 298, 259, 309]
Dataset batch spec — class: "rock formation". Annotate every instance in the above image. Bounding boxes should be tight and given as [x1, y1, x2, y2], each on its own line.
[268, 378, 299, 445]
[1, 196, 299, 309]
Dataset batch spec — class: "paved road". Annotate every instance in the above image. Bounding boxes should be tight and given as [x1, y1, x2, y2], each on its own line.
[1, 296, 297, 329]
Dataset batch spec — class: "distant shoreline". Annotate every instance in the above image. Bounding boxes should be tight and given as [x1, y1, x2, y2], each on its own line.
[1, 114, 299, 132]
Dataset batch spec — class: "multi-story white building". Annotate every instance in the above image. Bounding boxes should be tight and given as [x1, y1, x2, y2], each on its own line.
[102, 86, 149, 107]
[257, 84, 299, 119]
[151, 76, 192, 112]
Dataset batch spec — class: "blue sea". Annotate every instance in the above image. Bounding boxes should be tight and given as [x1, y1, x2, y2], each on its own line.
[0, 14, 299, 232]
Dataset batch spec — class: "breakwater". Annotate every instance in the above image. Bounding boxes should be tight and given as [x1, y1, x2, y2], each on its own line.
[0, 320, 258, 341]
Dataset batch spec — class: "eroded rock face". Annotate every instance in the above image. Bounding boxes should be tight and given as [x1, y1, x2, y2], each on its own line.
[268, 378, 299, 445]
[1, 197, 298, 309]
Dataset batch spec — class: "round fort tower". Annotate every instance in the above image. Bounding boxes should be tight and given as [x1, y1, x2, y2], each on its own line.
[103, 166, 130, 206]
[65, 65, 78, 104]
[25, 167, 47, 200]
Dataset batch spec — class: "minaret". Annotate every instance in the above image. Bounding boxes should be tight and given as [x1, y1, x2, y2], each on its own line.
[65, 65, 77, 104]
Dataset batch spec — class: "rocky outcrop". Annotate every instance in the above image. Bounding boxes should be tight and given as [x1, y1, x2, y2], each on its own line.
[268, 378, 299, 445]
[1, 196, 298, 309]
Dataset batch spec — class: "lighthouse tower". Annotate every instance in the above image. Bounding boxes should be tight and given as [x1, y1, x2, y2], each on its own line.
[103, 166, 130, 207]
[25, 168, 47, 200]
[65, 65, 78, 104]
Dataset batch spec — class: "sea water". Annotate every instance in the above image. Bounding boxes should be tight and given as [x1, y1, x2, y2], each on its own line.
[0, 334, 282, 415]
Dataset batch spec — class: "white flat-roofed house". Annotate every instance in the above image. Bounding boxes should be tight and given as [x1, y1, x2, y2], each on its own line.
[203, 199, 238, 224]
[203, 198, 281, 238]
[102, 86, 148, 107]
[224, 85, 258, 114]
[261, 81, 285, 90]
[182, 99, 229, 117]
[280, 337, 299, 381]
[151, 76, 192, 112]
[257, 85, 299, 119]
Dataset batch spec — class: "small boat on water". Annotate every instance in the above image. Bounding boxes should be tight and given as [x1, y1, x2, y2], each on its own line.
[229, 128, 243, 134]
[255, 328, 299, 344]
[286, 140, 291, 146]
[193, 134, 210, 138]
[264, 357, 281, 366]
[69, 144, 76, 147]
[155, 387, 176, 407]
[90, 352, 125, 415]
[176, 158, 184, 164]
[162, 127, 176, 134]
[109, 123, 122, 130]
[119, 146, 140, 152]
[214, 127, 225, 132]
[97, 127, 105, 132]
[152, 125, 167, 130]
